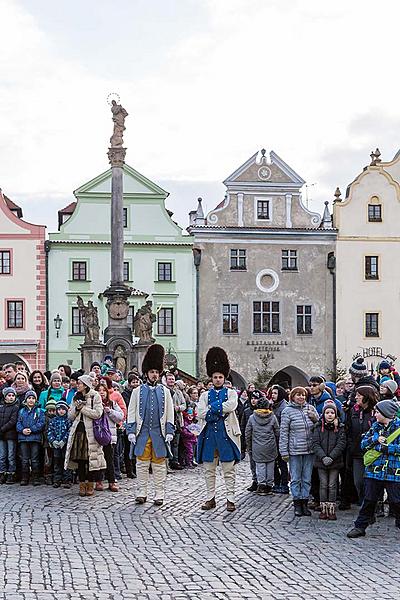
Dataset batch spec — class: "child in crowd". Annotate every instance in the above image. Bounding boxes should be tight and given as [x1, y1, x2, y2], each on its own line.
[43, 398, 57, 484]
[62, 376, 70, 392]
[241, 389, 263, 491]
[312, 400, 346, 520]
[63, 372, 79, 405]
[379, 378, 398, 401]
[16, 390, 45, 486]
[245, 397, 280, 495]
[47, 400, 72, 488]
[347, 399, 400, 538]
[39, 372, 64, 408]
[0, 387, 19, 484]
[180, 407, 198, 468]
[279, 387, 319, 516]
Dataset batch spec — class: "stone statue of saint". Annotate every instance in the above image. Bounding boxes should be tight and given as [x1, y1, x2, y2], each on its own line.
[114, 344, 127, 375]
[110, 100, 128, 147]
[133, 300, 156, 344]
[77, 296, 100, 344]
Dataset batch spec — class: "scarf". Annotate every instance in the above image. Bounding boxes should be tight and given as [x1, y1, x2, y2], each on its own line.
[12, 381, 30, 395]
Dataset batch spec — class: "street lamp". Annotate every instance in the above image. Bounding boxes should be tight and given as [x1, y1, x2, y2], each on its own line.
[54, 314, 63, 338]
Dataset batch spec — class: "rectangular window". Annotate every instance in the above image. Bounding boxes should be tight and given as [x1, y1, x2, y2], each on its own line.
[7, 300, 23, 328]
[365, 313, 379, 337]
[368, 204, 382, 222]
[123, 207, 128, 228]
[297, 305, 312, 335]
[158, 307, 173, 335]
[257, 199, 270, 220]
[253, 301, 280, 334]
[158, 262, 172, 281]
[71, 307, 84, 335]
[72, 261, 87, 281]
[282, 250, 298, 271]
[123, 261, 130, 282]
[365, 256, 379, 280]
[230, 249, 247, 271]
[222, 304, 239, 334]
[127, 305, 134, 331]
[0, 251, 11, 274]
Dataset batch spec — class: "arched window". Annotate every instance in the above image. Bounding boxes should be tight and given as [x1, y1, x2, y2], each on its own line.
[368, 196, 382, 222]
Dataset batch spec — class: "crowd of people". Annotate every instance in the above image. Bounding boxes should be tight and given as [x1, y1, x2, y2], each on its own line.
[0, 352, 399, 539]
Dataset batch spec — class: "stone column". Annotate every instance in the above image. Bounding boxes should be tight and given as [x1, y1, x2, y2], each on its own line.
[110, 164, 124, 284]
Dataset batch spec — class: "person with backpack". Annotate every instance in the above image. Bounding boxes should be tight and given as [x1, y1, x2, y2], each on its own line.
[64, 375, 106, 497]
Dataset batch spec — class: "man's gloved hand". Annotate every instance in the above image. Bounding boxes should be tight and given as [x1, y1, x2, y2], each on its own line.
[128, 434, 136, 444]
[322, 456, 333, 466]
[165, 434, 173, 444]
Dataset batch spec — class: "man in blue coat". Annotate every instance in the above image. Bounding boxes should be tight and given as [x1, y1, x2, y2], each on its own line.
[127, 344, 175, 506]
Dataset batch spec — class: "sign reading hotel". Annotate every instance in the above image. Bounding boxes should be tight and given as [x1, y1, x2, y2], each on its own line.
[352, 347, 397, 362]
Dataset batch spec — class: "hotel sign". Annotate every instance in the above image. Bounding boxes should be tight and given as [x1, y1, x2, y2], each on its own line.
[352, 347, 397, 362]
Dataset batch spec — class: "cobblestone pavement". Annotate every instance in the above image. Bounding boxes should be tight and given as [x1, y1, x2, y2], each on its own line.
[0, 461, 399, 600]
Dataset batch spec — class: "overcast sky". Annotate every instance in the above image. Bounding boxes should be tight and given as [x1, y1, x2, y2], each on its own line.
[1, 0, 400, 232]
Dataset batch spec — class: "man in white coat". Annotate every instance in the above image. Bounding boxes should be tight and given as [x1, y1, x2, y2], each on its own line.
[126, 344, 175, 506]
[196, 347, 241, 512]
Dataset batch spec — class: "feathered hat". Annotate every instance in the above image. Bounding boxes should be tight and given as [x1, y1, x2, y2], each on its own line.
[206, 347, 230, 378]
[142, 344, 165, 374]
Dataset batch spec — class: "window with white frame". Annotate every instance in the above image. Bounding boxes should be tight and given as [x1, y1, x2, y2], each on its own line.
[297, 305, 312, 335]
[222, 304, 239, 334]
[230, 249, 246, 271]
[257, 199, 270, 220]
[71, 307, 84, 335]
[158, 307, 173, 335]
[282, 250, 298, 271]
[365, 256, 379, 280]
[253, 301, 280, 334]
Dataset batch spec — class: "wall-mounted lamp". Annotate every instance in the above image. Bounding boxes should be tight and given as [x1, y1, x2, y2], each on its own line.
[54, 313, 63, 338]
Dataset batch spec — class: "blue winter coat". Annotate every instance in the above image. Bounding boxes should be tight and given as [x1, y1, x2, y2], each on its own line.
[310, 391, 345, 422]
[16, 405, 45, 442]
[361, 417, 400, 482]
[47, 414, 71, 447]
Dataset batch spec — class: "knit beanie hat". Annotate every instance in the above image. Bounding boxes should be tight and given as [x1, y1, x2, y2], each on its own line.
[375, 399, 398, 419]
[251, 390, 263, 401]
[349, 357, 368, 378]
[25, 390, 37, 401]
[56, 400, 69, 412]
[379, 360, 391, 371]
[78, 374, 93, 390]
[290, 386, 308, 401]
[50, 372, 62, 385]
[380, 375, 391, 384]
[255, 397, 270, 410]
[2, 387, 16, 397]
[380, 379, 398, 395]
[322, 399, 338, 416]
[45, 398, 57, 411]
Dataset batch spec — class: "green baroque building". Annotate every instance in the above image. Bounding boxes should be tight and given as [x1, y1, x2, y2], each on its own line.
[47, 164, 196, 375]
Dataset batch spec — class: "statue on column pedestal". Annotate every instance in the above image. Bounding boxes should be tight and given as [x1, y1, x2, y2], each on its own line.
[133, 300, 156, 344]
[77, 296, 100, 344]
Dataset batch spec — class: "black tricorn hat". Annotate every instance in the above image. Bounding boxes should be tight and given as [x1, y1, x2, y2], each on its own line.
[206, 347, 230, 378]
[142, 344, 165, 374]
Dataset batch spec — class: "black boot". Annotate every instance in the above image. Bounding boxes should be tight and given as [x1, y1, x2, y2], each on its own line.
[6, 473, 16, 485]
[247, 481, 258, 492]
[302, 500, 312, 516]
[294, 499, 303, 517]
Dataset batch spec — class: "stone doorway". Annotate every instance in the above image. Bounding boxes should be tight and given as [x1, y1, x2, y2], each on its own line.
[269, 365, 309, 389]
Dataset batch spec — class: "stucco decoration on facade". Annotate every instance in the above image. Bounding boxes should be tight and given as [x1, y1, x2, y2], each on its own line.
[256, 269, 279, 293]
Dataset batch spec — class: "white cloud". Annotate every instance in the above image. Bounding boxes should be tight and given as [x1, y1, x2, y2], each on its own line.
[1, 0, 400, 231]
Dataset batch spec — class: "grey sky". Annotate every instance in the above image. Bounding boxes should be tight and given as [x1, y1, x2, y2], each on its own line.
[1, 0, 400, 232]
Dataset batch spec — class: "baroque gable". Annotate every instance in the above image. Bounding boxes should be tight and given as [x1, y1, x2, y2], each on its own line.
[203, 149, 321, 229]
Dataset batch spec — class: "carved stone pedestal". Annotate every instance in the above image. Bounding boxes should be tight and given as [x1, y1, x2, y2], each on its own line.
[80, 342, 106, 373]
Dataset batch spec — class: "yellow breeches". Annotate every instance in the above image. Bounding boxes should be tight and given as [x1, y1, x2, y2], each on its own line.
[137, 437, 165, 464]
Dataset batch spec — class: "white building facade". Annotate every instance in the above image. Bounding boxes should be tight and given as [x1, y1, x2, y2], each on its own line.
[334, 149, 400, 370]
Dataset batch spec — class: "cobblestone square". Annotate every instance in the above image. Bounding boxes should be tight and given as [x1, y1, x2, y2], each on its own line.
[0, 461, 399, 600]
